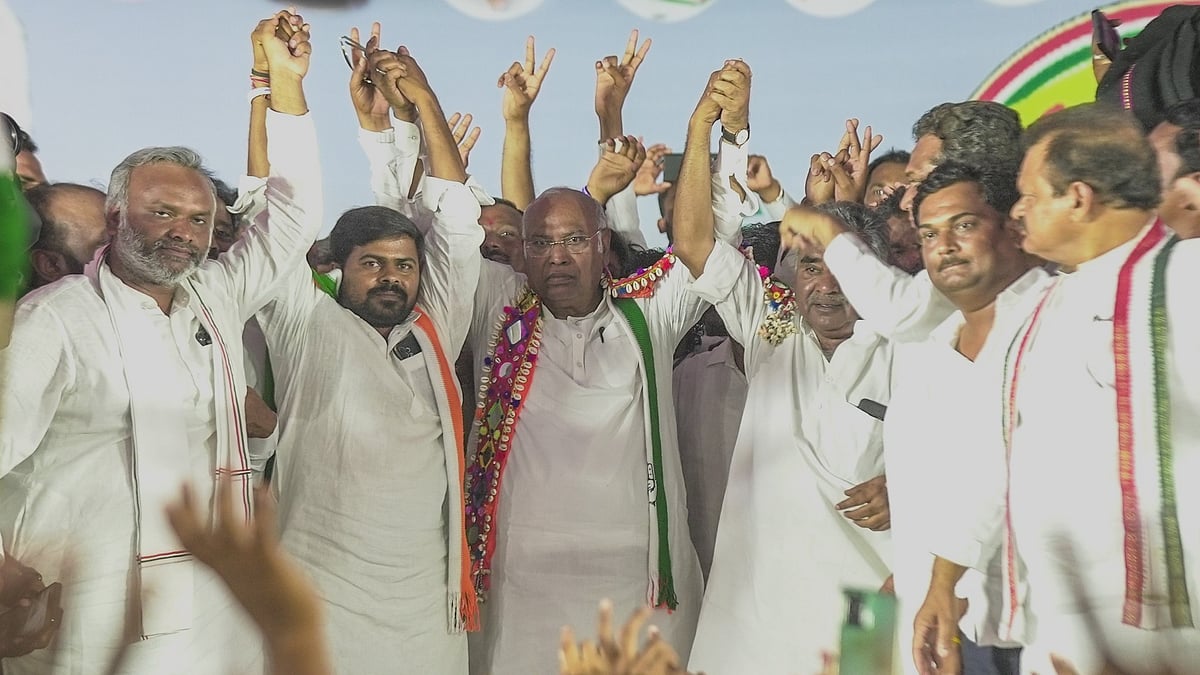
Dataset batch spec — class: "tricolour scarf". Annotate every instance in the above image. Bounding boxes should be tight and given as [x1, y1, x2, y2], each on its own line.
[465, 254, 680, 611]
[86, 249, 250, 638]
[1001, 221, 1190, 635]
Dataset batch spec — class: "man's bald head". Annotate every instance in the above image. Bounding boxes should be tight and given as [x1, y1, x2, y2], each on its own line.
[25, 182, 109, 287]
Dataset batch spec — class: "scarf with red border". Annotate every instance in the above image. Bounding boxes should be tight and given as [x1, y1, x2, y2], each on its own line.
[1000, 221, 1190, 634]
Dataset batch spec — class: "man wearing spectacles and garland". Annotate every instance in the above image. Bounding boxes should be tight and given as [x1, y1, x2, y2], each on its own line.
[450, 68, 755, 675]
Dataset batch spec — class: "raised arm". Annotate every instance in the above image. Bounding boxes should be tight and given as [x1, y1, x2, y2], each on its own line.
[380, 46, 483, 348]
[351, 23, 423, 215]
[498, 36, 554, 210]
[202, 10, 323, 321]
[593, 30, 652, 244]
[247, 21, 272, 179]
[674, 60, 751, 276]
[780, 206, 953, 338]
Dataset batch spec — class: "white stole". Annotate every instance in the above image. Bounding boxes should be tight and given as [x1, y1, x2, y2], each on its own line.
[86, 251, 251, 638]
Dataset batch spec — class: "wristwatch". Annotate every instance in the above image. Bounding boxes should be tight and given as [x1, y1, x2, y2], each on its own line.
[721, 124, 750, 147]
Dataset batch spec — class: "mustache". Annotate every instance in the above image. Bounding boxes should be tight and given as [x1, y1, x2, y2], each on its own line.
[810, 294, 846, 305]
[938, 256, 968, 271]
[152, 239, 203, 259]
[369, 283, 408, 299]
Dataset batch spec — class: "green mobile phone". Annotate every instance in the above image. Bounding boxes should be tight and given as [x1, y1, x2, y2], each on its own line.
[838, 587, 897, 675]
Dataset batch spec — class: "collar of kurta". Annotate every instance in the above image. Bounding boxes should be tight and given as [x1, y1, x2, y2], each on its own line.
[1000, 219, 1191, 635]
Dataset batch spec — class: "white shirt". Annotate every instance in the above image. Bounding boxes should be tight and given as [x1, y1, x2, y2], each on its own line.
[673, 335, 747, 580]
[258, 176, 482, 675]
[687, 241, 894, 675]
[823, 233, 957, 341]
[0, 110, 321, 674]
[1006, 231, 1200, 675]
[463, 243, 742, 675]
[883, 268, 1048, 673]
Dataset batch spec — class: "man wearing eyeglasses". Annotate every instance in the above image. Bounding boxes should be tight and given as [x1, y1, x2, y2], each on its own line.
[451, 63, 755, 675]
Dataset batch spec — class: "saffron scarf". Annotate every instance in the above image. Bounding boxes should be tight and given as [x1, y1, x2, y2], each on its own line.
[1001, 221, 1190, 634]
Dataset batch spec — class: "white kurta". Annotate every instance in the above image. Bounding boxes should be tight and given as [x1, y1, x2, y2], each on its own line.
[258, 176, 482, 667]
[463, 245, 741, 675]
[0, 110, 322, 674]
[257, 177, 482, 675]
[883, 269, 1047, 674]
[673, 335, 747, 580]
[1006, 230, 1200, 675]
[687, 241, 894, 675]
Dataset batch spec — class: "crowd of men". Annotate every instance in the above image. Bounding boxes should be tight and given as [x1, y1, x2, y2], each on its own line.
[1, 5, 1199, 675]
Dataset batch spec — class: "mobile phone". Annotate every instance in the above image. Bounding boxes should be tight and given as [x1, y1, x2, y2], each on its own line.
[661, 152, 718, 184]
[1092, 10, 1121, 61]
[0, 582, 63, 637]
[837, 587, 897, 675]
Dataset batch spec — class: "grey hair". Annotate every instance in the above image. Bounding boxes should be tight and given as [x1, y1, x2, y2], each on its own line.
[522, 186, 610, 237]
[105, 146, 216, 213]
[779, 201, 890, 279]
[912, 101, 1023, 174]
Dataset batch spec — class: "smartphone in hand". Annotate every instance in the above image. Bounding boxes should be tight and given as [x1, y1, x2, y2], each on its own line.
[0, 582, 63, 639]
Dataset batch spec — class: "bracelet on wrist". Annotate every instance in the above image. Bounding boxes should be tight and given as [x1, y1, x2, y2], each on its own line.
[247, 87, 272, 104]
[250, 68, 270, 79]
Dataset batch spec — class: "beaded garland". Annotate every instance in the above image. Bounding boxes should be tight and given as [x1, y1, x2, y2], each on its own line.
[756, 266, 798, 345]
[464, 287, 542, 602]
[609, 252, 676, 298]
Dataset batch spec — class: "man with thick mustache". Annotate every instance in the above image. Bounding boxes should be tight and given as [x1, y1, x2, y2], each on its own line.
[253, 41, 482, 675]
[0, 10, 319, 673]
[689, 196, 895, 675]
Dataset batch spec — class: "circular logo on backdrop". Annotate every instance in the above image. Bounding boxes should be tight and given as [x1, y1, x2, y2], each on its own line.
[784, 0, 876, 19]
[443, 0, 546, 21]
[971, 0, 1199, 124]
[615, 0, 717, 23]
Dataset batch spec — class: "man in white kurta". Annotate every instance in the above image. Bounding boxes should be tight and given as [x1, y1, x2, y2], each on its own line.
[1001, 108, 1200, 674]
[858, 165, 1049, 674]
[915, 105, 1200, 675]
[0, 107, 321, 673]
[462, 148, 753, 674]
[686, 217, 895, 675]
[260, 179, 482, 674]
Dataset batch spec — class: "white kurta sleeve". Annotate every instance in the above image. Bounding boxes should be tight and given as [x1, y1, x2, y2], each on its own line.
[712, 140, 761, 245]
[604, 183, 647, 249]
[759, 188, 798, 223]
[359, 123, 422, 218]
[415, 177, 484, 354]
[0, 301, 72, 478]
[689, 241, 769, 356]
[230, 175, 268, 227]
[822, 232, 955, 340]
[197, 110, 324, 323]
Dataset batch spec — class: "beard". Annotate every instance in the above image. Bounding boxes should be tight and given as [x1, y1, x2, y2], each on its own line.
[112, 215, 205, 287]
[341, 283, 416, 329]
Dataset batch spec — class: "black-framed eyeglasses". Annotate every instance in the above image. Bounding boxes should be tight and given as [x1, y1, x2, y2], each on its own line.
[523, 231, 601, 257]
[340, 35, 383, 85]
